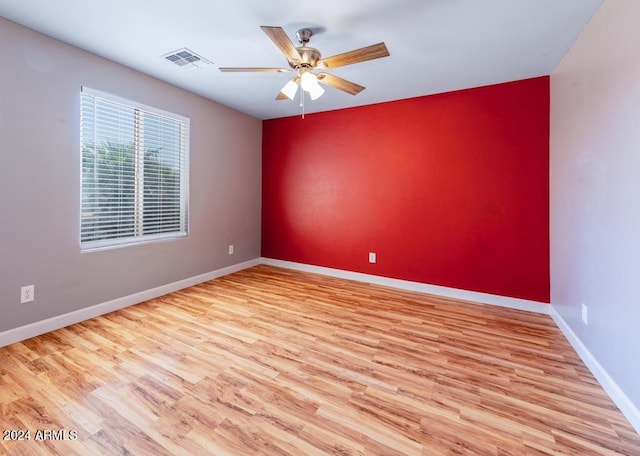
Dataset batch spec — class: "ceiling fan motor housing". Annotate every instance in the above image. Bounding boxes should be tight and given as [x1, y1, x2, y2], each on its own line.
[290, 46, 322, 69]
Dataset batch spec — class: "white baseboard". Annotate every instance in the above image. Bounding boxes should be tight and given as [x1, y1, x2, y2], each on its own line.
[549, 306, 640, 435]
[260, 258, 550, 314]
[0, 258, 260, 349]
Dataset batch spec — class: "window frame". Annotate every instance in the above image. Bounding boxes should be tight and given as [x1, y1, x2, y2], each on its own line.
[80, 87, 190, 252]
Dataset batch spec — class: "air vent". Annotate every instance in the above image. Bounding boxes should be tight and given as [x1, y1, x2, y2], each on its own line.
[162, 48, 212, 69]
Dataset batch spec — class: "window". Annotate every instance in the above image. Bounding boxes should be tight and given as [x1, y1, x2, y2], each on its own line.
[80, 87, 189, 250]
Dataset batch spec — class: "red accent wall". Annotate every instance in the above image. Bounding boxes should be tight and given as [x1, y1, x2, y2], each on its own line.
[262, 77, 550, 303]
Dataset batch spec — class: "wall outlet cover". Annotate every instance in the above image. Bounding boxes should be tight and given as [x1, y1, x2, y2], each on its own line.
[21, 285, 35, 304]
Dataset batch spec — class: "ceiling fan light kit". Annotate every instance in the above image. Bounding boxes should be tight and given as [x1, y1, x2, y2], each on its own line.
[219, 25, 390, 116]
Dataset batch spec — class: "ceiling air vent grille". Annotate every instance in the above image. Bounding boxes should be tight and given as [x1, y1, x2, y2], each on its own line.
[163, 48, 212, 69]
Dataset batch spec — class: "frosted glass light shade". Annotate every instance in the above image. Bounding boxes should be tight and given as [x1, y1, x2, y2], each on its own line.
[280, 78, 299, 100]
[307, 83, 325, 100]
[300, 72, 324, 100]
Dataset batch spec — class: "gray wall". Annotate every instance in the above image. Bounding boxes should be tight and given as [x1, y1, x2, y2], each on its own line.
[550, 0, 640, 408]
[0, 17, 262, 332]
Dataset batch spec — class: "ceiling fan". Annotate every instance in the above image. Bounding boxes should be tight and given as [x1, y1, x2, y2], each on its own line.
[219, 26, 390, 103]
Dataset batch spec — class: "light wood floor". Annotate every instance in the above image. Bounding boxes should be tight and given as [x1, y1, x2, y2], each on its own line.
[1, 265, 638, 455]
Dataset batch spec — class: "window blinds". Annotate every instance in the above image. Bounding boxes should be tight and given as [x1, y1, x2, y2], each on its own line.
[80, 88, 189, 250]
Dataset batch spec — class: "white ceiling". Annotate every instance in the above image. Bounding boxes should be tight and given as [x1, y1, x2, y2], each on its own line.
[0, 0, 602, 119]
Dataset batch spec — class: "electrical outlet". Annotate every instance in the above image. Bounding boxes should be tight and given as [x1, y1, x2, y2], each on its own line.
[228, 244, 234, 255]
[21, 285, 35, 304]
[581, 303, 588, 325]
[369, 252, 376, 264]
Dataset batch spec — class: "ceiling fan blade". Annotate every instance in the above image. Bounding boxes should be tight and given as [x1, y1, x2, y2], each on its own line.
[260, 26, 301, 63]
[320, 42, 389, 69]
[317, 73, 365, 95]
[219, 67, 289, 72]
